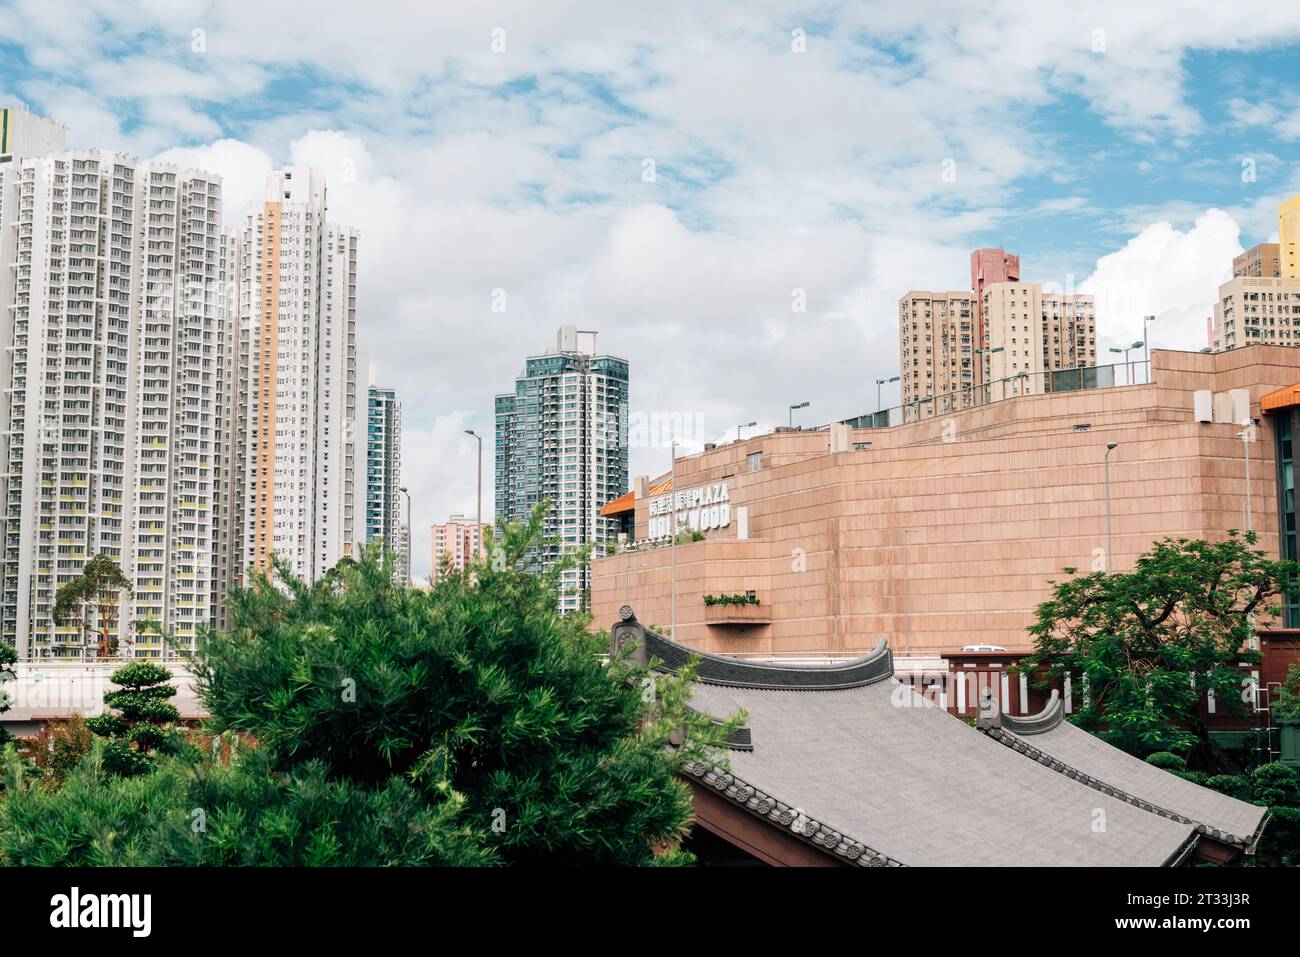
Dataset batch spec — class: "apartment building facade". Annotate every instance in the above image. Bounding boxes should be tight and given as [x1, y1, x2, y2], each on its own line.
[898, 291, 976, 417]
[494, 325, 628, 613]
[0, 149, 224, 657]
[1213, 276, 1300, 351]
[982, 281, 1097, 399]
[1234, 242, 1281, 279]
[431, 513, 483, 582]
[364, 384, 403, 577]
[237, 167, 358, 586]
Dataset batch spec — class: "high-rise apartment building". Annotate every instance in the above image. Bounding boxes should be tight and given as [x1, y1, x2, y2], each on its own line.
[970, 247, 1020, 382]
[0, 106, 67, 163]
[1280, 195, 1300, 279]
[494, 325, 628, 613]
[898, 291, 976, 416]
[1234, 243, 1281, 279]
[431, 514, 484, 582]
[236, 167, 358, 585]
[364, 384, 403, 578]
[1212, 276, 1300, 351]
[0, 149, 224, 656]
[982, 282, 1096, 398]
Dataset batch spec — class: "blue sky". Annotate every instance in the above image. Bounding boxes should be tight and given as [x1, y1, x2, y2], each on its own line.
[2, 0, 1299, 577]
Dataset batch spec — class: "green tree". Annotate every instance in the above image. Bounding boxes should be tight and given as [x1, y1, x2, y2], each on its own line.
[51, 554, 133, 658]
[85, 662, 183, 777]
[0, 503, 741, 866]
[1021, 532, 1298, 772]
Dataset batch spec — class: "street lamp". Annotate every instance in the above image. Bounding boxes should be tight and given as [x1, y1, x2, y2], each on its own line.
[464, 429, 482, 546]
[876, 376, 899, 415]
[901, 528, 917, 656]
[789, 401, 809, 429]
[974, 346, 1003, 403]
[1239, 424, 1254, 533]
[1103, 443, 1118, 571]
[398, 485, 411, 583]
[737, 420, 756, 441]
[670, 440, 678, 637]
[1109, 341, 1144, 385]
[1142, 315, 1156, 383]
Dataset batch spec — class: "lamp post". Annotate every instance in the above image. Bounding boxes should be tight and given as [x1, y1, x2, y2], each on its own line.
[1109, 341, 1144, 385]
[737, 420, 756, 441]
[974, 346, 1003, 403]
[670, 440, 678, 637]
[901, 528, 915, 656]
[1104, 443, 1118, 571]
[1142, 315, 1156, 383]
[789, 401, 809, 429]
[464, 429, 482, 541]
[1239, 424, 1253, 533]
[876, 376, 899, 416]
[398, 485, 411, 583]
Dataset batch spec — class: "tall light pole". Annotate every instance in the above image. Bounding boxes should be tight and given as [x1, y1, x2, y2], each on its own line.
[464, 429, 482, 540]
[670, 440, 678, 637]
[737, 420, 756, 441]
[398, 485, 411, 583]
[789, 401, 809, 429]
[1104, 443, 1117, 571]
[1239, 424, 1253, 533]
[1142, 315, 1156, 383]
[876, 376, 899, 415]
[901, 528, 915, 656]
[974, 346, 1003, 403]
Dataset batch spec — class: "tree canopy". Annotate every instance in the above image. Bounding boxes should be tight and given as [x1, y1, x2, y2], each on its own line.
[0, 503, 739, 866]
[1021, 531, 1299, 770]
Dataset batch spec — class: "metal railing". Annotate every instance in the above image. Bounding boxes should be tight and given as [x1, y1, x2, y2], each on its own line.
[839, 359, 1151, 430]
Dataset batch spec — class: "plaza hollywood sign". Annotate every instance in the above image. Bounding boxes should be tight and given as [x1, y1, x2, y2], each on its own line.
[647, 481, 731, 541]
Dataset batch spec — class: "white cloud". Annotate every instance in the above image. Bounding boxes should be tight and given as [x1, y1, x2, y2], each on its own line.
[1080, 209, 1242, 354]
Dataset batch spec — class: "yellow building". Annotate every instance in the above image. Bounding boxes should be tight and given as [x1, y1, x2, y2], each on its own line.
[1279, 194, 1300, 279]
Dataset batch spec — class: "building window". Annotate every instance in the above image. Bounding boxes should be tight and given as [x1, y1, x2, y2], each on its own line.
[747, 451, 763, 472]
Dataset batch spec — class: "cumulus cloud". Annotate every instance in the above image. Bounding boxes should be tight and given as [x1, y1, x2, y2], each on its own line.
[1080, 209, 1242, 353]
[8, 0, 1300, 580]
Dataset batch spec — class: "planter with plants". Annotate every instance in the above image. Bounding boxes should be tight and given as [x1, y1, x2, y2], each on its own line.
[702, 592, 768, 625]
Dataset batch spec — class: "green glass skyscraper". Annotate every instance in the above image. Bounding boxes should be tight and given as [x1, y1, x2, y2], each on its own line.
[495, 325, 628, 613]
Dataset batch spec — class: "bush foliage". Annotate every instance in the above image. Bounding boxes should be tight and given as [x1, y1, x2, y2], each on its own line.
[0, 503, 741, 866]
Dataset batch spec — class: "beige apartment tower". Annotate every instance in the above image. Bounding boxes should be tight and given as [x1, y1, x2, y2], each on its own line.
[1280, 195, 1300, 280]
[1235, 243, 1281, 279]
[981, 282, 1097, 399]
[1213, 276, 1300, 351]
[898, 291, 976, 418]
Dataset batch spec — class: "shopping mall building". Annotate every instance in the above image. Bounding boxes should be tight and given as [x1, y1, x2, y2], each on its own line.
[591, 345, 1300, 659]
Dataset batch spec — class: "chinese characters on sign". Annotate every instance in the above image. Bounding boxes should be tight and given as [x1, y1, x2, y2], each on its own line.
[647, 482, 730, 540]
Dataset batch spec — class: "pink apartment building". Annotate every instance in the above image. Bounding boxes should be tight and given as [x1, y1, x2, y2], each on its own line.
[431, 514, 485, 582]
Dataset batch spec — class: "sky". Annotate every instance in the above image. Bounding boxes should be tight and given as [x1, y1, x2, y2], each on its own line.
[2, 0, 1300, 581]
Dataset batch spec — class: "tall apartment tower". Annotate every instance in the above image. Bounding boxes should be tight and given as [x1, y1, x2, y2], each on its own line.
[0, 106, 68, 162]
[237, 167, 358, 585]
[1234, 243, 1281, 279]
[494, 325, 628, 613]
[1280, 195, 1300, 280]
[970, 247, 1020, 385]
[898, 292, 975, 417]
[364, 385, 403, 579]
[0, 149, 224, 657]
[431, 514, 485, 582]
[982, 282, 1097, 397]
[210, 229, 243, 632]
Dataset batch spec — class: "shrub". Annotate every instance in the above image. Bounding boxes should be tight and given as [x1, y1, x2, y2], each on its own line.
[1250, 762, 1300, 808]
[1145, 751, 1187, 772]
